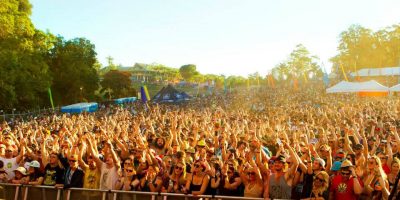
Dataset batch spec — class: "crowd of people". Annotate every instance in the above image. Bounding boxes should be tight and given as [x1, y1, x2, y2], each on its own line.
[1, 87, 400, 200]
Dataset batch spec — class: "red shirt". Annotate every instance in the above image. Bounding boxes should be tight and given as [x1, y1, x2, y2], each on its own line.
[330, 175, 363, 200]
[382, 164, 390, 175]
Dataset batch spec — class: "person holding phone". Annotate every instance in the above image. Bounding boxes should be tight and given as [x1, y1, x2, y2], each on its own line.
[362, 156, 390, 199]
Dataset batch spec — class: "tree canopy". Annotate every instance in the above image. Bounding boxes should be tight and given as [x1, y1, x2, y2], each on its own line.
[179, 64, 199, 81]
[101, 70, 135, 99]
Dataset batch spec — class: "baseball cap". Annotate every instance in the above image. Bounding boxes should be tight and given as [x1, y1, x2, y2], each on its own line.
[331, 161, 342, 171]
[197, 140, 206, 147]
[314, 158, 326, 168]
[28, 160, 41, 168]
[14, 167, 27, 175]
[341, 159, 353, 168]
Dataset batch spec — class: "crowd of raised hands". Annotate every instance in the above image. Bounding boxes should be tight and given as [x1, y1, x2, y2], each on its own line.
[1, 87, 400, 200]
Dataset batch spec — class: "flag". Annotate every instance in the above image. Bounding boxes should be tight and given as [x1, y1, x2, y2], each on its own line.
[340, 63, 349, 81]
[303, 73, 308, 83]
[48, 88, 54, 110]
[140, 85, 150, 103]
[293, 79, 298, 90]
[223, 77, 227, 94]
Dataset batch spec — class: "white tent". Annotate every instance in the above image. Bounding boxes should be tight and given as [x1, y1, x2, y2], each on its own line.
[390, 83, 400, 92]
[351, 67, 400, 77]
[326, 81, 353, 93]
[326, 80, 389, 93]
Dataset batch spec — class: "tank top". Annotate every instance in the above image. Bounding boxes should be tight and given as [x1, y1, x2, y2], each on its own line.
[189, 174, 205, 193]
[244, 182, 263, 198]
[269, 173, 292, 199]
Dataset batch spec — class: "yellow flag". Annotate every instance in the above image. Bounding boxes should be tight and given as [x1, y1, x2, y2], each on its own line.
[340, 64, 349, 81]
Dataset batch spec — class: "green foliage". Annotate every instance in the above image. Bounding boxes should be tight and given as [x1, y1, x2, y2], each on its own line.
[48, 37, 99, 105]
[271, 44, 322, 82]
[101, 70, 136, 99]
[331, 24, 400, 74]
[0, 0, 52, 110]
[179, 64, 199, 81]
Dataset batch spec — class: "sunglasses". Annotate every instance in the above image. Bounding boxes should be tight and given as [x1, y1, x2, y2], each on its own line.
[341, 171, 350, 175]
[368, 161, 375, 165]
[314, 177, 325, 182]
[247, 172, 256, 175]
[69, 160, 77, 163]
[175, 166, 183, 170]
[379, 157, 387, 160]
[194, 164, 201, 168]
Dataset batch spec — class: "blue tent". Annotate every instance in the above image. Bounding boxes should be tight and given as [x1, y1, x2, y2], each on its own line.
[152, 84, 191, 103]
[61, 102, 98, 113]
[114, 97, 137, 105]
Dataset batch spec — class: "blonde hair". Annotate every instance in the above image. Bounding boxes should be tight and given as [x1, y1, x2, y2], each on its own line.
[170, 162, 186, 185]
[312, 171, 329, 196]
[368, 155, 387, 180]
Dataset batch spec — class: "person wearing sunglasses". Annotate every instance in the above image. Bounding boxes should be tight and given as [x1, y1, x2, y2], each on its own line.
[219, 163, 243, 196]
[167, 162, 186, 193]
[59, 154, 84, 189]
[77, 140, 101, 190]
[0, 138, 25, 180]
[183, 161, 210, 195]
[266, 140, 299, 200]
[329, 160, 363, 200]
[302, 171, 329, 200]
[115, 166, 138, 191]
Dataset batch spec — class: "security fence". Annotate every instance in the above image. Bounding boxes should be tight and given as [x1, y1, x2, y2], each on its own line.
[0, 183, 290, 200]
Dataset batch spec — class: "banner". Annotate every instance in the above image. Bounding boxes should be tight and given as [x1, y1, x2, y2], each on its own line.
[340, 64, 349, 81]
[48, 88, 54, 110]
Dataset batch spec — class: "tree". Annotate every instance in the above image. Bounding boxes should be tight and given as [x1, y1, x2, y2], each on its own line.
[0, 0, 53, 110]
[101, 70, 135, 99]
[106, 56, 117, 70]
[271, 44, 322, 84]
[179, 64, 198, 81]
[48, 37, 99, 105]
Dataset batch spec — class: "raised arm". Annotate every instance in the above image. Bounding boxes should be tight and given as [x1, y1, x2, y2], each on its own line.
[86, 136, 103, 168]
[284, 142, 299, 186]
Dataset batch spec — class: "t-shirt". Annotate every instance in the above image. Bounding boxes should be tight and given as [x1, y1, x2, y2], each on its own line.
[43, 164, 64, 186]
[83, 166, 101, 189]
[330, 175, 363, 200]
[99, 163, 118, 190]
[0, 157, 18, 180]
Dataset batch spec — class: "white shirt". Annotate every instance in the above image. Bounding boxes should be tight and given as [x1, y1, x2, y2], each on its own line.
[0, 157, 18, 180]
[99, 163, 118, 190]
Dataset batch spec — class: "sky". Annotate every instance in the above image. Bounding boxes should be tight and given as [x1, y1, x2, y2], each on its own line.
[30, 0, 400, 77]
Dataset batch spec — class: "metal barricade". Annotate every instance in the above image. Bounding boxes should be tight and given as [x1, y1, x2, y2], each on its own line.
[111, 190, 159, 200]
[0, 184, 286, 200]
[0, 183, 22, 200]
[67, 188, 108, 200]
[22, 185, 62, 200]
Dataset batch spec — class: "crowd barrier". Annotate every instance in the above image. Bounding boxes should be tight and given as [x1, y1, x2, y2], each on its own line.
[0, 183, 291, 200]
